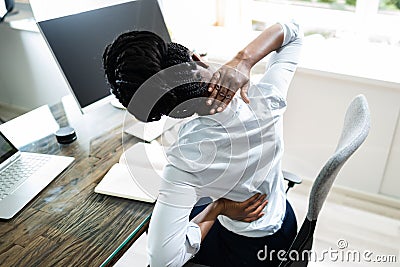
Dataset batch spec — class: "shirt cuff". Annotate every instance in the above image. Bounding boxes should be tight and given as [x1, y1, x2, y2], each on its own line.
[186, 221, 202, 254]
[277, 19, 301, 47]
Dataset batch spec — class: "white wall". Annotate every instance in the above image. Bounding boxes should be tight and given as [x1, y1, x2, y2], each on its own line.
[380, 111, 400, 199]
[0, 18, 70, 110]
[282, 69, 400, 199]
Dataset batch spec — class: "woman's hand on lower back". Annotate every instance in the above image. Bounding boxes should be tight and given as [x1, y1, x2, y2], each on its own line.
[218, 193, 268, 222]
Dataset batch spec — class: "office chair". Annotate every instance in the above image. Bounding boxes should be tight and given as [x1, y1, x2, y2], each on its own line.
[279, 94, 370, 266]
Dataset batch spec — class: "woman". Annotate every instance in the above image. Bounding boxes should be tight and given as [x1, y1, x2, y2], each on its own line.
[103, 20, 303, 267]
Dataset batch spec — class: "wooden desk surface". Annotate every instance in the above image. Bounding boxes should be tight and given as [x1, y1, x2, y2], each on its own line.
[0, 101, 153, 266]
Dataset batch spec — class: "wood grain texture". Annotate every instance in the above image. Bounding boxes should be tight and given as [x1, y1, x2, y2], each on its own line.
[0, 103, 153, 266]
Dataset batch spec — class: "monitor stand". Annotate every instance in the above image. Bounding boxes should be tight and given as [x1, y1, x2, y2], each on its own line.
[61, 94, 125, 138]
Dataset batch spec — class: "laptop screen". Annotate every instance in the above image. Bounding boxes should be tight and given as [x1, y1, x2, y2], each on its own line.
[0, 132, 18, 165]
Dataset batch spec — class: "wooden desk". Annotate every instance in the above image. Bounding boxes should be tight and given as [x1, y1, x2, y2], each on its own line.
[0, 101, 153, 266]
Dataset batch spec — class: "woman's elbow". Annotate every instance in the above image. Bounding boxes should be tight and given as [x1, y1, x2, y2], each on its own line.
[148, 244, 186, 267]
[148, 255, 185, 267]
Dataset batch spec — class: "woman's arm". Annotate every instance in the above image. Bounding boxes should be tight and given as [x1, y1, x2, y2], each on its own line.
[191, 193, 268, 241]
[207, 20, 302, 113]
[147, 180, 200, 267]
[148, 177, 267, 266]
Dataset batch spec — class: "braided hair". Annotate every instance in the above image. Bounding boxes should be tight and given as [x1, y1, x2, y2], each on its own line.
[103, 31, 208, 122]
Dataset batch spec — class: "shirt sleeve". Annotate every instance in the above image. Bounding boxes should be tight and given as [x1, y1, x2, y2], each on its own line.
[259, 20, 304, 99]
[147, 166, 200, 267]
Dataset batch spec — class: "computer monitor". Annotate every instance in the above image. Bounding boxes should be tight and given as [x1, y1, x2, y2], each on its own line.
[31, 0, 171, 112]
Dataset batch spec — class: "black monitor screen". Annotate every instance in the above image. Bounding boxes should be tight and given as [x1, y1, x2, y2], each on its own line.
[0, 132, 18, 165]
[37, 0, 170, 110]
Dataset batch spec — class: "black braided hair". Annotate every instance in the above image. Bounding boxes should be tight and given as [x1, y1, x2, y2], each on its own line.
[103, 30, 208, 122]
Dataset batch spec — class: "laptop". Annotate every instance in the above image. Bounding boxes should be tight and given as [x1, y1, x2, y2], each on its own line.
[0, 131, 74, 219]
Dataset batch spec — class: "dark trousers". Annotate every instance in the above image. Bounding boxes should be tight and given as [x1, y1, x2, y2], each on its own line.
[188, 200, 297, 267]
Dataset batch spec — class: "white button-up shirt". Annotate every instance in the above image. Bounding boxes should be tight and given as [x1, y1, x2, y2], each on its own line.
[148, 20, 303, 267]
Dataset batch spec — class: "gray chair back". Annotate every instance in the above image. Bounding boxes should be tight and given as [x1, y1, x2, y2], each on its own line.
[307, 94, 370, 220]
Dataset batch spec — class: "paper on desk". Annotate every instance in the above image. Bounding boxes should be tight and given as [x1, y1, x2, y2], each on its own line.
[124, 115, 181, 142]
[0, 105, 59, 148]
[120, 141, 168, 171]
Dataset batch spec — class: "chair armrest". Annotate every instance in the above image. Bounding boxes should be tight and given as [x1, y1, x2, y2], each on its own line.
[283, 170, 302, 184]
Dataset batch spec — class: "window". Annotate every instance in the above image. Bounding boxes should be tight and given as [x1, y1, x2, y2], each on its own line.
[379, 0, 400, 13]
[256, 0, 357, 11]
[245, 0, 400, 47]
[159, 0, 399, 83]
[208, 0, 400, 83]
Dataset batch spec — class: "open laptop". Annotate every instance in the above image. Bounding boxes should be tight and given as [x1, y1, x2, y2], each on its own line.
[0, 131, 74, 219]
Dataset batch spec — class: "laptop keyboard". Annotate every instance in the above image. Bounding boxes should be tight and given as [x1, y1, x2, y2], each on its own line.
[0, 154, 52, 200]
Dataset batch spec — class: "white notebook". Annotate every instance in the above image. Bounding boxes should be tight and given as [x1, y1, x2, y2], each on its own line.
[95, 142, 168, 203]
